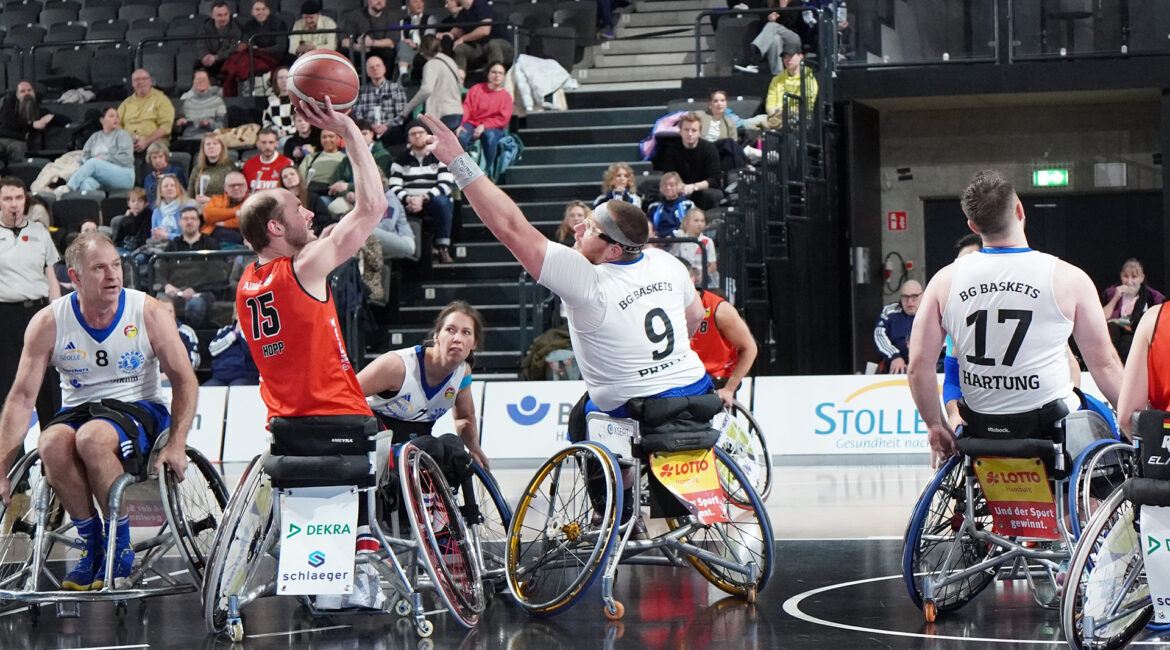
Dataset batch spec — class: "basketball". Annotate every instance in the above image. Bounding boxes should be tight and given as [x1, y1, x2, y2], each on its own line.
[287, 50, 361, 112]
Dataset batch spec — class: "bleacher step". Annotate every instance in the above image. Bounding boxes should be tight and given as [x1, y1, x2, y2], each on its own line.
[524, 106, 665, 130]
[574, 64, 697, 84]
[621, 8, 706, 28]
[521, 143, 644, 165]
[594, 35, 712, 55]
[633, 0, 729, 12]
[503, 161, 652, 186]
[593, 51, 699, 67]
[520, 124, 650, 147]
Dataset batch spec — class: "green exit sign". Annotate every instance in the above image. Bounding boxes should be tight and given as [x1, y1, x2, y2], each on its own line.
[1033, 169, 1069, 187]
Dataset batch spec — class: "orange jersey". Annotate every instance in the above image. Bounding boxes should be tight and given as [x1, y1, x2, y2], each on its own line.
[1149, 305, 1170, 410]
[690, 290, 738, 378]
[236, 257, 371, 419]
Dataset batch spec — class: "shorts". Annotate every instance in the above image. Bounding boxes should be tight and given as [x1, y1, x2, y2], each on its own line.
[50, 400, 171, 462]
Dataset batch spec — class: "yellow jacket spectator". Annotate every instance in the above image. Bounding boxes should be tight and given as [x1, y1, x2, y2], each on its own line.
[118, 69, 176, 151]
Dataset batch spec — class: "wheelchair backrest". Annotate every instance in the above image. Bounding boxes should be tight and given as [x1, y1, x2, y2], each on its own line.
[585, 412, 638, 458]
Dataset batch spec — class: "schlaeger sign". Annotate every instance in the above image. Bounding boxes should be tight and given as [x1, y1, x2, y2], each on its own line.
[479, 381, 587, 459]
[753, 375, 932, 455]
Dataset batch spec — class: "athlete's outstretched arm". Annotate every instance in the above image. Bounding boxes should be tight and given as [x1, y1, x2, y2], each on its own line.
[1117, 304, 1159, 439]
[356, 350, 407, 396]
[1063, 263, 1123, 406]
[0, 308, 54, 502]
[712, 301, 758, 407]
[418, 114, 548, 279]
[908, 267, 953, 468]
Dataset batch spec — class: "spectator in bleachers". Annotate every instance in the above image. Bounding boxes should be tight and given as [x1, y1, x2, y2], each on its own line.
[188, 134, 235, 205]
[325, 119, 390, 219]
[597, 0, 630, 40]
[651, 112, 723, 210]
[696, 90, 748, 172]
[262, 67, 296, 144]
[556, 200, 589, 247]
[151, 174, 197, 240]
[669, 207, 718, 288]
[58, 108, 135, 197]
[354, 56, 409, 148]
[205, 318, 260, 386]
[156, 294, 201, 369]
[197, 1, 244, 80]
[442, 0, 514, 79]
[24, 193, 51, 230]
[738, 9, 804, 75]
[289, 0, 339, 57]
[202, 171, 250, 244]
[403, 34, 465, 132]
[372, 189, 415, 260]
[142, 142, 188, 209]
[741, 44, 819, 150]
[282, 112, 321, 164]
[243, 128, 292, 191]
[119, 69, 176, 153]
[299, 128, 347, 225]
[398, 0, 437, 82]
[456, 62, 512, 179]
[158, 207, 220, 328]
[389, 120, 455, 264]
[279, 164, 311, 207]
[110, 188, 153, 252]
[340, 0, 398, 71]
[646, 171, 695, 238]
[176, 70, 228, 143]
[0, 81, 56, 171]
[592, 162, 642, 209]
[231, 0, 291, 96]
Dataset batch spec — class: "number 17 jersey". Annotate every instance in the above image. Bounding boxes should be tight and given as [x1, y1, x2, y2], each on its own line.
[941, 249, 1073, 415]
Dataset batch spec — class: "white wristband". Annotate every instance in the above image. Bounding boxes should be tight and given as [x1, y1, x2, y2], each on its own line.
[450, 153, 485, 189]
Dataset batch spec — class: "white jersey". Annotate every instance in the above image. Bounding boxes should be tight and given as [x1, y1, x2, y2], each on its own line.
[366, 346, 470, 423]
[52, 289, 166, 408]
[941, 249, 1073, 415]
[538, 245, 706, 411]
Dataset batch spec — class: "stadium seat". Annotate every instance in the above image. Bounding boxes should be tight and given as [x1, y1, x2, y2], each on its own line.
[157, 2, 199, 23]
[118, 4, 158, 23]
[78, 5, 119, 24]
[53, 195, 103, 235]
[142, 45, 177, 92]
[41, 6, 82, 25]
[3, 24, 47, 49]
[86, 18, 129, 40]
[89, 45, 133, 98]
[713, 13, 760, 76]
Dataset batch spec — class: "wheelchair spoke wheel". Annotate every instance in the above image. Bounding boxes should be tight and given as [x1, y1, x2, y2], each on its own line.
[1069, 442, 1135, 540]
[901, 457, 996, 613]
[467, 462, 512, 586]
[505, 443, 622, 615]
[161, 448, 229, 584]
[399, 442, 484, 628]
[1062, 487, 1151, 650]
[667, 447, 774, 597]
[0, 452, 64, 610]
[202, 455, 278, 635]
[715, 400, 773, 503]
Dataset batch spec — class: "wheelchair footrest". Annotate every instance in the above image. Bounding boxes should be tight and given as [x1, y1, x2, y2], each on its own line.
[1123, 477, 1170, 507]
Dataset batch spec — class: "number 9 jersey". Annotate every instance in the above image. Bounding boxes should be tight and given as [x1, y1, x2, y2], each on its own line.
[941, 248, 1073, 415]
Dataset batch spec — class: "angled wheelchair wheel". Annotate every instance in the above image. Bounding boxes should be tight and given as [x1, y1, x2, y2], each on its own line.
[0, 451, 65, 610]
[901, 456, 996, 613]
[467, 462, 512, 587]
[160, 448, 230, 584]
[666, 446, 774, 598]
[505, 442, 622, 616]
[716, 400, 773, 503]
[398, 442, 484, 628]
[1061, 487, 1151, 650]
[1068, 441, 1135, 540]
[202, 455, 278, 636]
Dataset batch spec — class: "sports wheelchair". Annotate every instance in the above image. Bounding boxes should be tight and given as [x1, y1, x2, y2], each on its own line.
[505, 394, 774, 618]
[902, 403, 1129, 622]
[713, 399, 772, 502]
[201, 418, 510, 641]
[0, 434, 228, 619]
[1060, 410, 1170, 650]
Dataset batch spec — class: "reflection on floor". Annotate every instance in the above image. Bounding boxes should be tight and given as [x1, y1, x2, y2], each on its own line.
[4, 462, 1168, 649]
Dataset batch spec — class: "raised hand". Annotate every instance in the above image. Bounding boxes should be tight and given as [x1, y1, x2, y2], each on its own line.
[418, 114, 464, 166]
[294, 96, 353, 136]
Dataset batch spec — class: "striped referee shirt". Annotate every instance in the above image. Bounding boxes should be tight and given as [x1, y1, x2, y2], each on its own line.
[388, 149, 454, 202]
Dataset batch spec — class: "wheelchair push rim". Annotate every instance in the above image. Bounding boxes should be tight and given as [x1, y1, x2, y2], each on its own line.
[159, 447, 230, 585]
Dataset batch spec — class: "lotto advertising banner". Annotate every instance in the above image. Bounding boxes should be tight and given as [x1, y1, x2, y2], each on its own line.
[973, 457, 1059, 540]
[277, 486, 359, 595]
[752, 375, 932, 455]
[650, 449, 727, 524]
[1141, 505, 1170, 623]
[479, 381, 588, 459]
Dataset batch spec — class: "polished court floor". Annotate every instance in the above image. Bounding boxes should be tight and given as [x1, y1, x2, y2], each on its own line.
[7, 462, 1170, 649]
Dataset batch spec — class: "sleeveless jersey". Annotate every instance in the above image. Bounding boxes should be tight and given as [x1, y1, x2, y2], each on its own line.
[52, 289, 165, 408]
[236, 257, 371, 419]
[691, 290, 738, 378]
[1147, 305, 1170, 410]
[539, 245, 706, 411]
[366, 346, 471, 423]
[941, 249, 1073, 415]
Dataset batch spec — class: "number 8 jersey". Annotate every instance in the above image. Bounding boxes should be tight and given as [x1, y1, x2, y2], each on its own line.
[941, 248, 1073, 415]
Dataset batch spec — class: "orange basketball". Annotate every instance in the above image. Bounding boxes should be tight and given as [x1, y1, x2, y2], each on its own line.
[287, 50, 360, 112]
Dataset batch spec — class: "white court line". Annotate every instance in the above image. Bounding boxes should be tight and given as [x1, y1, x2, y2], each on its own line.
[782, 573, 1166, 646]
[246, 624, 352, 639]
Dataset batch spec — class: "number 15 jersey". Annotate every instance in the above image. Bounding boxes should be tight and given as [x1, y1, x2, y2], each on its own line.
[941, 248, 1073, 415]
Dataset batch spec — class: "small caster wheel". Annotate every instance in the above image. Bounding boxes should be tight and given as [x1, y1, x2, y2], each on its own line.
[923, 600, 937, 623]
[228, 620, 245, 643]
[416, 619, 433, 638]
[604, 600, 624, 620]
[394, 599, 412, 617]
[114, 601, 128, 620]
[745, 585, 757, 604]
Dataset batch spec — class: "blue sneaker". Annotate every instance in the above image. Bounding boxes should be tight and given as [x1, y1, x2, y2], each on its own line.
[62, 543, 104, 591]
[93, 544, 135, 590]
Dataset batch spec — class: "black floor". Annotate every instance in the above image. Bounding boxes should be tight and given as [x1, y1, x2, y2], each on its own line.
[11, 539, 1170, 649]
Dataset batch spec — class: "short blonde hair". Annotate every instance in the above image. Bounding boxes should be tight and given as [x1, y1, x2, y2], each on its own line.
[601, 162, 635, 193]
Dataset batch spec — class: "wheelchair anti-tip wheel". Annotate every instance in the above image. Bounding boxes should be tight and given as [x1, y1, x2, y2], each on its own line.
[505, 442, 622, 615]
[1061, 487, 1152, 650]
[160, 448, 229, 584]
[717, 400, 773, 502]
[902, 456, 997, 614]
[467, 461, 512, 590]
[666, 446, 775, 598]
[202, 455, 278, 636]
[0, 451, 66, 611]
[398, 441, 484, 628]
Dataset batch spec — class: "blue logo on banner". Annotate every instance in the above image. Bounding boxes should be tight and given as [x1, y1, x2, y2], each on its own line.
[507, 395, 550, 426]
[308, 550, 326, 567]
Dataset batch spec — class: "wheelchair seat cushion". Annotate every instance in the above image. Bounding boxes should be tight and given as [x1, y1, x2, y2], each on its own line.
[268, 414, 378, 456]
[1122, 477, 1170, 507]
[627, 393, 723, 453]
[264, 454, 375, 489]
[956, 436, 1057, 466]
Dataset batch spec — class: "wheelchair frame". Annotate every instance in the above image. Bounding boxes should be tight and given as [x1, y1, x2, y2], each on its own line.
[0, 443, 228, 620]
